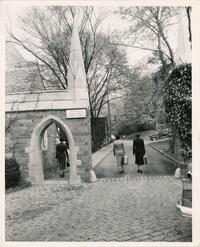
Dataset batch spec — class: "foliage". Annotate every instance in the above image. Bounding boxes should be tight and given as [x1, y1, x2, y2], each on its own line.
[118, 7, 178, 128]
[150, 63, 173, 124]
[164, 63, 191, 159]
[5, 158, 20, 189]
[116, 119, 155, 136]
[91, 117, 107, 152]
[117, 123, 133, 136]
[123, 66, 155, 126]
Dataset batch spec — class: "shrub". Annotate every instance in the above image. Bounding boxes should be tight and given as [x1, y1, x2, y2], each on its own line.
[164, 63, 191, 159]
[117, 124, 133, 136]
[5, 158, 20, 189]
[91, 117, 107, 153]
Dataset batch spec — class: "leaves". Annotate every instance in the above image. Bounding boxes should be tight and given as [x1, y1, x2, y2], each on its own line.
[164, 63, 192, 158]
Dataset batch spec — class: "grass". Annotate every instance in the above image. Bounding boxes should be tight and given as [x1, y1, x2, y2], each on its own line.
[151, 138, 179, 162]
[6, 182, 31, 194]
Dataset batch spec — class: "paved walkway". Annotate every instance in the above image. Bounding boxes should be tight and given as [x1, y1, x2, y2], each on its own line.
[92, 143, 113, 168]
[94, 140, 176, 178]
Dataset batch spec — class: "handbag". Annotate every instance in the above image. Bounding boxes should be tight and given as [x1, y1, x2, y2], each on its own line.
[66, 156, 70, 167]
[174, 167, 181, 178]
[124, 155, 128, 165]
[144, 155, 148, 165]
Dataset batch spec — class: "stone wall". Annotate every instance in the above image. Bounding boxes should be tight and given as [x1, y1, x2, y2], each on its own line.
[5, 109, 92, 183]
[6, 112, 32, 182]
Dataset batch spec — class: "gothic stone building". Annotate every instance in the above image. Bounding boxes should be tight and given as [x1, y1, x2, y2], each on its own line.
[5, 32, 92, 185]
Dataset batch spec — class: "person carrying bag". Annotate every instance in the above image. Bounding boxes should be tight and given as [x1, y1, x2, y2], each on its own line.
[124, 155, 128, 165]
[144, 154, 149, 166]
[133, 133, 146, 173]
[113, 135, 126, 174]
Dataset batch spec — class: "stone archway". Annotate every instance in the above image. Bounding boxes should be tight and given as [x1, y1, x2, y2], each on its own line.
[27, 115, 80, 185]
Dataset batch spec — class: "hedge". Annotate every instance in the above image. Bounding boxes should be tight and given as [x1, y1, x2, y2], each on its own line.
[164, 63, 191, 159]
[5, 158, 20, 189]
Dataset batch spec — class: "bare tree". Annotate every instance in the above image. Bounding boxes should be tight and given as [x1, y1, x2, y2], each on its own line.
[116, 7, 179, 130]
[118, 7, 177, 70]
[87, 39, 130, 118]
[7, 6, 130, 120]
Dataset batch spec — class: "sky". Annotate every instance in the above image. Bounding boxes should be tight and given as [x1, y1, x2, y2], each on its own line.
[5, 4, 179, 72]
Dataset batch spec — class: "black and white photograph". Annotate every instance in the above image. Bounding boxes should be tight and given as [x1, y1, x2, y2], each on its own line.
[1, 0, 200, 245]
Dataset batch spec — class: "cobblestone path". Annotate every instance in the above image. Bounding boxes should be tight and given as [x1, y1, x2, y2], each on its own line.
[6, 175, 192, 242]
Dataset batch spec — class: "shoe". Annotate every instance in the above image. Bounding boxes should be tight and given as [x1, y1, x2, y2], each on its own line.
[137, 169, 140, 173]
[122, 170, 125, 173]
[140, 170, 143, 173]
[119, 171, 122, 174]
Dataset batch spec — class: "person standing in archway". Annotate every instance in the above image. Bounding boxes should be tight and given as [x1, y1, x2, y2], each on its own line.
[113, 135, 126, 174]
[56, 138, 69, 178]
[133, 133, 146, 173]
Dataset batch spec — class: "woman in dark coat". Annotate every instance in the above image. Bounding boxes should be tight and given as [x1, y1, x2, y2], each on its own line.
[56, 138, 69, 177]
[133, 133, 146, 173]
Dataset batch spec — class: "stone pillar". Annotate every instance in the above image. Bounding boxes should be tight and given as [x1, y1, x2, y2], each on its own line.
[69, 146, 81, 185]
[67, 12, 95, 183]
[67, 13, 88, 106]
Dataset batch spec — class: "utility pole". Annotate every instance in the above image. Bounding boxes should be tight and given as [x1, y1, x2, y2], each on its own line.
[107, 93, 112, 142]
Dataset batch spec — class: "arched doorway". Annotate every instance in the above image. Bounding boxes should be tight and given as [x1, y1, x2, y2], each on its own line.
[27, 115, 80, 184]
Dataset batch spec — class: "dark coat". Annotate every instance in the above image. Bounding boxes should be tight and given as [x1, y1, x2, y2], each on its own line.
[56, 143, 68, 170]
[133, 137, 145, 165]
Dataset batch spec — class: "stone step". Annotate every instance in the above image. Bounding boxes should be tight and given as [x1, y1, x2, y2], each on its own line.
[97, 175, 180, 183]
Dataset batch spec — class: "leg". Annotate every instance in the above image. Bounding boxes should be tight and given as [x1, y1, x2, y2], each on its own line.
[60, 169, 65, 177]
[121, 156, 125, 173]
[59, 159, 66, 177]
[119, 156, 125, 173]
[116, 156, 122, 173]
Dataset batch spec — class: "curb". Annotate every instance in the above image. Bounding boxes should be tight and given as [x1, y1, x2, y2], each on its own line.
[150, 143, 179, 165]
[148, 137, 171, 144]
[92, 145, 113, 169]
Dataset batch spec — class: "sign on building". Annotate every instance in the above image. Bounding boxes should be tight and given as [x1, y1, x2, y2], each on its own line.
[66, 109, 86, 119]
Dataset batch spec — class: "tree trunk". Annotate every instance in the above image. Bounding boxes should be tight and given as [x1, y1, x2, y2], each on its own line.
[185, 7, 192, 44]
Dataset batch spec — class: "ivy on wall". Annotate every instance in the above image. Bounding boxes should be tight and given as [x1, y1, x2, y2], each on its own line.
[164, 63, 192, 159]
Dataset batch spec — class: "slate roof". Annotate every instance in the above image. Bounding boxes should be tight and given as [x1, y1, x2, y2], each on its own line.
[5, 42, 64, 93]
[5, 67, 44, 93]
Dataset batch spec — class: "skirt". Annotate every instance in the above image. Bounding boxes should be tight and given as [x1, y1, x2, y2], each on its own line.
[58, 157, 66, 170]
[135, 152, 144, 165]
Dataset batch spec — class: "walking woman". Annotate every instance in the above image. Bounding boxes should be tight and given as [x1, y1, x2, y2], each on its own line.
[56, 138, 69, 177]
[133, 133, 146, 173]
[113, 135, 126, 174]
